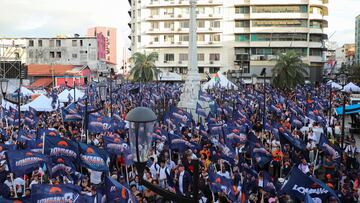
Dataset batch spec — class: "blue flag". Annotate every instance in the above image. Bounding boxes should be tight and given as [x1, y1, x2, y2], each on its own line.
[280, 167, 340, 202]
[196, 102, 207, 117]
[318, 134, 342, 162]
[6, 150, 49, 177]
[305, 193, 315, 203]
[49, 157, 76, 178]
[88, 114, 113, 133]
[44, 135, 79, 162]
[279, 131, 306, 151]
[168, 133, 200, 152]
[78, 143, 109, 172]
[208, 168, 237, 201]
[25, 138, 43, 153]
[103, 136, 129, 155]
[31, 184, 86, 203]
[105, 176, 137, 203]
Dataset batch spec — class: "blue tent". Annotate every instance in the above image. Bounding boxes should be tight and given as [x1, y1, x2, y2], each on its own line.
[335, 104, 360, 115]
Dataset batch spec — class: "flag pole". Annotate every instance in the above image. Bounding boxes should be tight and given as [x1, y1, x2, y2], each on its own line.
[10, 173, 18, 198]
[125, 166, 129, 185]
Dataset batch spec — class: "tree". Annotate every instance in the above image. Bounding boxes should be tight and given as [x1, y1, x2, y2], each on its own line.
[129, 52, 159, 83]
[348, 64, 360, 84]
[271, 51, 308, 89]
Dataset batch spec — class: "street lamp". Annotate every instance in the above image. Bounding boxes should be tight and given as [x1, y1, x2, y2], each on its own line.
[126, 107, 199, 203]
[338, 74, 347, 149]
[0, 78, 21, 133]
[260, 68, 267, 131]
[84, 81, 107, 143]
[251, 74, 258, 93]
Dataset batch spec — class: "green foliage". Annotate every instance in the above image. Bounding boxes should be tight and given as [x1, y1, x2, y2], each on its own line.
[271, 51, 308, 89]
[130, 52, 159, 83]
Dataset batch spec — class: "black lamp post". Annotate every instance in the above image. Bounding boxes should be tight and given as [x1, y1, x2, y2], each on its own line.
[65, 80, 77, 103]
[126, 107, 200, 203]
[338, 74, 347, 149]
[260, 68, 267, 131]
[0, 78, 21, 132]
[84, 81, 107, 143]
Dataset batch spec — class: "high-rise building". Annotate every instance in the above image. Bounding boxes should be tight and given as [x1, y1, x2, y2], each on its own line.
[128, 0, 328, 82]
[356, 15, 360, 65]
[87, 27, 117, 65]
[335, 43, 355, 69]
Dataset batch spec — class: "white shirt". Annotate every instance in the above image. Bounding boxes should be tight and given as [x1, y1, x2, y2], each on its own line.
[298, 163, 310, 174]
[149, 162, 159, 179]
[179, 171, 185, 194]
[88, 169, 102, 185]
[158, 167, 169, 181]
[345, 145, 357, 158]
[217, 171, 230, 179]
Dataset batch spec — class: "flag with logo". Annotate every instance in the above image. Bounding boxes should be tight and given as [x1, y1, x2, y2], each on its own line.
[318, 134, 342, 162]
[208, 167, 237, 201]
[105, 176, 137, 203]
[25, 138, 44, 153]
[31, 184, 87, 203]
[168, 133, 200, 153]
[44, 135, 79, 162]
[280, 167, 340, 201]
[88, 114, 113, 133]
[24, 107, 38, 128]
[103, 136, 129, 155]
[6, 150, 50, 177]
[196, 102, 207, 117]
[78, 143, 109, 172]
[49, 157, 76, 178]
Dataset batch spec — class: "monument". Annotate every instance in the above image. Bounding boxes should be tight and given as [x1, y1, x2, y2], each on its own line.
[177, 0, 202, 119]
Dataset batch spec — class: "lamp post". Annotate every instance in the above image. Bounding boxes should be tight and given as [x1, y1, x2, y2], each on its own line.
[338, 74, 347, 149]
[65, 80, 77, 103]
[126, 107, 200, 203]
[260, 68, 267, 131]
[84, 81, 107, 143]
[0, 78, 22, 133]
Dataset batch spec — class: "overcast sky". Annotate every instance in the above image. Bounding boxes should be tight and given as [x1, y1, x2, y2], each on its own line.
[0, 0, 359, 62]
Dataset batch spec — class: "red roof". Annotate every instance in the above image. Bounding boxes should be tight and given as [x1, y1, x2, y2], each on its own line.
[28, 64, 75, 76]
[30, 78, 53, 88]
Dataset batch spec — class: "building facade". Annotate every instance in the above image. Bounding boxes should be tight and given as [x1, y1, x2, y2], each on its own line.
[87, 27, 117, 65]
[356, 15, 360, 65]
[335, 43, 355, 70]
[128, 0, 328, 82]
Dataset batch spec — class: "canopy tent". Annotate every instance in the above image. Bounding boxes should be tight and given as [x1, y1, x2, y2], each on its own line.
[20, 94, 63, 112]
[342, 82, 360, 93]
[335, 104, 360, 115]
[327, 80, 342, 90]
[12, 86, 34, 96]
[202, 72, 238, 90]
[58, 88, 85, 103]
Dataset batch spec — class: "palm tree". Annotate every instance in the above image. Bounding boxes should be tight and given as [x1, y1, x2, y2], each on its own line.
[129, 52, 160, 83]
[271, 50, 308, 89]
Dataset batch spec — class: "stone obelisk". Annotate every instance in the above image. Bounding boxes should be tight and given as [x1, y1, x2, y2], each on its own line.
[177, 0, 201, 120]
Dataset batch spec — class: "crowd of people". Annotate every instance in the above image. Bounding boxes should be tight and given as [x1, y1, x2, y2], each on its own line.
[0, 80, 358, 203]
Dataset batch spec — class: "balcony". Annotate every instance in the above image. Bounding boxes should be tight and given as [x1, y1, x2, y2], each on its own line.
[146, 41, 222, 48]
[250, 13, 308, 19]
[309, 55, 325, 63]
[147, 0, 222, 8]
[308, 41, 323, 48]
[248, 0, 309, 5]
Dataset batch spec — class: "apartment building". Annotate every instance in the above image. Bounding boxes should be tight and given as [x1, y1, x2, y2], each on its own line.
[335, 43, 355, 70]
[128, 0, 328, 82]
[87, 27, 117, 65]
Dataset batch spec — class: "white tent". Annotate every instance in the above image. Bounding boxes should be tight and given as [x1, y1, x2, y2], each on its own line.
[202, 72, 238, 90]
[58, 88, 85, 103]
[327, 80, 342, 90]
[20, 94, 63, 112]
[157, 72, 183, 81]
[342, 82, 360, 93]
[15, 86, 34, 96]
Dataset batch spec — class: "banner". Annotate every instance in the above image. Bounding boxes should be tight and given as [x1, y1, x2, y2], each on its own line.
[105, 176, 137, 203]
[280, 167, 340, 201]
[6, 150, 49, 177]
[44, 136, 79, 162]
[103, 136, 129, 155]
[78, 143, 109, 172]
[31, 184, 86, 203]
[49, 157, 76, 178]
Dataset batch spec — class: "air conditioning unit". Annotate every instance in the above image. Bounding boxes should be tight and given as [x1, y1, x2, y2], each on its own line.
[209, 27, 213, 31]
[179, 61, 182, 64]
[209, 14, 213, 17]
[177, 42, 182, 45]
[149, 15, 153, 18]
[210, 61, 214, 64]
[171, 28, 175, 31]
[149, 28, 153, 31]
[178, 0, 183, 4]
[170, 14, 174, 17]
[149, 41, 153, 44]
[178, 28, 182, 31]
[171, 41, 175, 44]
[178, 14, 182, 18]
[164, 61, 168, 63]
[209, 0, 213, 3]
[209, 41, 214, 44]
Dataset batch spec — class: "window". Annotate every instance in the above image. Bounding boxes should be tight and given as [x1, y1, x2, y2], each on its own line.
[50, 52, 55, 58]
[80, 40, 83, 47]
[235, 20, 250, 28]
[38, 40, 42, 47]
[56, 40, 61, 47]
[49, 40, 54, 47]
[197, 20, 205, 28]
[72, 53, 78, 59]
[310, 48, 322, 56]
[235, 34, 250, 42]
[235, 6, 250, 14]
[107, 30, 111, 36]
[28, 50, 34, 58]
[151, 22, 159, 29]
[210, 53, 220, 61]
[196, 7, 206, 14]
[150, 8, 159, 16]
[211, 34, 221, 42]
[29, 40, 34, 47]
[252, 20, 307, 27]
[211, 21, 221, 28]
[197, 34, 205, 42]
[179, 35, 189, 42]
[180, 21, 189, 28]
[56, 52, 62, 58]
[197, 53, 204, 61]
[138, 36, 141, 43]
[198, 67, 204, 73]
[164, 21, 174, 29]
[72, 40, 77, 47]
[164, 53, 174, 61]
[179, 53, 188, 61]
[164, 8, 174, 15]
[251, 33, 307, 41]
[209, 67, 220, 73]
[164, 35, 174, 43]
[251, 48, 307, 56]
[252, 5, 307, 13]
